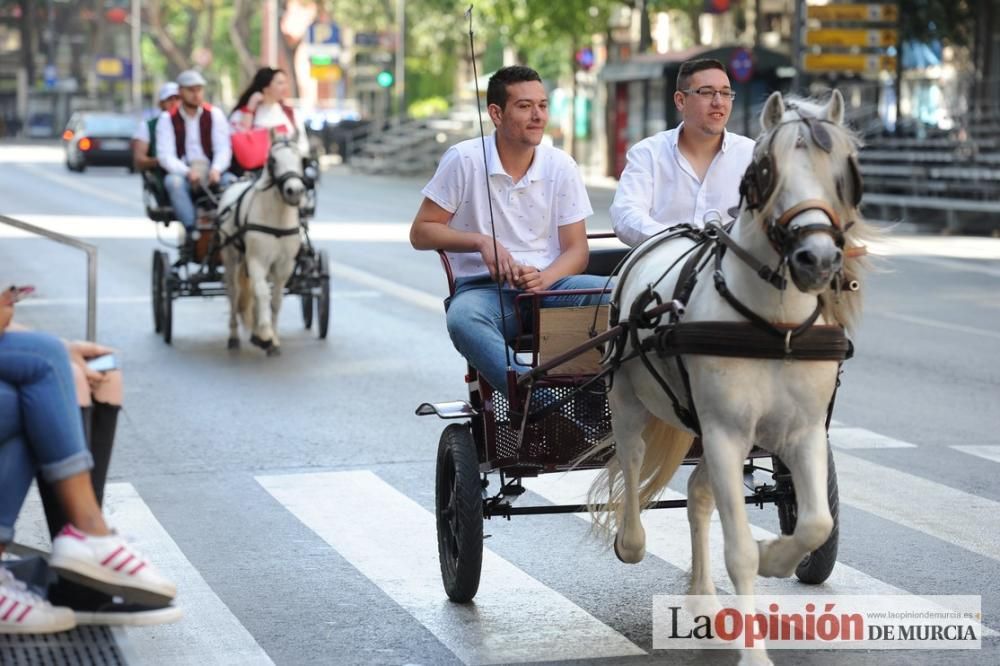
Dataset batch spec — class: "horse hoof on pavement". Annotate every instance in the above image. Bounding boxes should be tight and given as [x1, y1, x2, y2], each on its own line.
[227, 337, 240, 350]
[266, 346, 281, 357]
[250, 334, 273, 350]
[613, 533, 645, 564]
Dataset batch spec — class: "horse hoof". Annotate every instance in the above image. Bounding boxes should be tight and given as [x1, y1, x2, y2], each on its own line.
[266, 346, 281, 357]
[613, 534, 645, 564]
[227, 337, 240, 350]
[250, 334, 273, 350]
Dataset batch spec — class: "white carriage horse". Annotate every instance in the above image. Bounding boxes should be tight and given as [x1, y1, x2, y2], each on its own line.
[590, 91, 873, 664]
[218, 131, 307, 356]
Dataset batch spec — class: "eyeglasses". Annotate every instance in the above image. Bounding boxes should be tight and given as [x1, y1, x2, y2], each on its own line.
[682, 87, 736, 101]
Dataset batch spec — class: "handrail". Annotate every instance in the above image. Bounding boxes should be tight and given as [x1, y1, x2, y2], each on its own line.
[0, 213, 97, 341]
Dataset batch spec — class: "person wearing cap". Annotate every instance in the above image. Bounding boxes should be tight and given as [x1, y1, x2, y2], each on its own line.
[155, 69, 233, 239]
[132, 82, 179, 173]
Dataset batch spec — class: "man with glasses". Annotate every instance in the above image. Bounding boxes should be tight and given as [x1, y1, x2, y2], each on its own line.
[610, 58, 754, 246]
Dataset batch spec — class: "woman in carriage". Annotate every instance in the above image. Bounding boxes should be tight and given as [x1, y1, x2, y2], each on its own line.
[229, 67, 310, 173]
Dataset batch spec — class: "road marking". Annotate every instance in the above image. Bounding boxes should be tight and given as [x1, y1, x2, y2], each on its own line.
[13, 484, 273, 665]
[894, 255, 1000, 279]
[525, 469, 997, 635]
[14, 290, 380, 308]
[328, 261, 443, 313]
[873, 311, 1000, 340]
[950, 445, 1000, 465]
[829, 427, 917, 449]
[19, 163, 144, 210]
[257, 470, 646, 664]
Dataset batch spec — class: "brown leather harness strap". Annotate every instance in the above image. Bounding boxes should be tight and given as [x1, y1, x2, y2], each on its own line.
[774, 198, 841, 230]
[648, 321, 852, 362]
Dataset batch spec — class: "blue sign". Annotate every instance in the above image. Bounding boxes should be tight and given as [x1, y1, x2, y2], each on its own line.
[575, 47, 595, 71]
[729, 47, 753, 84]
[43, 64, 57, 89]
[308, 22, 340, 45]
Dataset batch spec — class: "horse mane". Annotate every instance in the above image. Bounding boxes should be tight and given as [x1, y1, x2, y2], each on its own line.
[752, 94, 879, 332]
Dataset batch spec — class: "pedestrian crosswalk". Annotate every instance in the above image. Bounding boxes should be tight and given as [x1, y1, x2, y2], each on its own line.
[8, 423, 1000, 664]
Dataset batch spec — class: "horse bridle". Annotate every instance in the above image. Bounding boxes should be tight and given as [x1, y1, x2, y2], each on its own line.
[265, 137, 307, 203]
[738, 107, 862, 260]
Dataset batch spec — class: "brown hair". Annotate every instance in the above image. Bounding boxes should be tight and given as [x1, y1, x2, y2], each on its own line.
[676, 59, 727, 92]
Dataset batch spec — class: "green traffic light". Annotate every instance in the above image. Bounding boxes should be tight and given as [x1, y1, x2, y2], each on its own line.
[376, 70, 394, 88]
[310, 54, 334, 66]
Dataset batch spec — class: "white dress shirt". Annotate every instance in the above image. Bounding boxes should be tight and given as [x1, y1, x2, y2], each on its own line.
[421, 133, 594, 279]
[230, 102, 310, 155]
[155, 104, 232, 176]
[610, 124, 755, 246]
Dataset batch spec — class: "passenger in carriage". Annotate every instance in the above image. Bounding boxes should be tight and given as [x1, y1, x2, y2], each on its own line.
[229, 67, 310, 164]
[410, 65, 608, 396]
[132, 82, 180, 208]
[0, 293, 178, 634]
[610, 58, 755, 247]
[156, 69, 234, 243]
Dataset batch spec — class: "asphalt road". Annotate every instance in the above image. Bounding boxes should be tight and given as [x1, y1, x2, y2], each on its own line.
[1, 144, 998, 665]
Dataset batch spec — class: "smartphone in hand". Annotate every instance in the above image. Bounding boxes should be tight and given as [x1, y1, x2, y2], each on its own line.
[1, 285, 35, 305]
[85, 354, 119, 373]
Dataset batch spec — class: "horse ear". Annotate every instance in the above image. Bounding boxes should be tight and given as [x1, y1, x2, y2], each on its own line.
[761, 92, 784, 131]
[825, 89, 845, 125]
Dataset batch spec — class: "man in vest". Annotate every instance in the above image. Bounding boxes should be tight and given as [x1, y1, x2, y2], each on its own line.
[156, 69, 233, 240]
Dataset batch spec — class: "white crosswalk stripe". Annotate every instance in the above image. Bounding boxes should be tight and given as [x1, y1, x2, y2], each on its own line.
[829, 426, 917, 449]
[256, 470, 646, 664]
[951, 445, 1000, 465]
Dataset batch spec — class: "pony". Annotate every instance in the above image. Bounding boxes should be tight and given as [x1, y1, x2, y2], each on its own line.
[219, 131, 307, 356]
[589, 90, 873, 665]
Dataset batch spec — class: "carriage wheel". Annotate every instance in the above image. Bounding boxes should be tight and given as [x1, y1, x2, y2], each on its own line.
[151, 251, 164, 333]
[301, 293, 314, 329]
[158, 252, 173, 345]
[435, 423, 483, 603]
[316, 250, 331, 340]
[774, 441, 839, 584]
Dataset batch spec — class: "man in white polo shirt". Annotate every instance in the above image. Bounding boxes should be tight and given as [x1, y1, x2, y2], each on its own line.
[610, 58, 755, 246]
[156, 69, 233, 241]
[410, 65, 606, 395]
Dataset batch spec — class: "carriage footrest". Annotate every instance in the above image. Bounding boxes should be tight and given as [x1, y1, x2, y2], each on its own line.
[415, 401, 478, 419]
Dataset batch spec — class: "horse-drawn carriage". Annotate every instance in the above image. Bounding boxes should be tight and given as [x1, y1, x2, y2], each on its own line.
[417, 92, 870, 666]
[143, 136, 331, 351]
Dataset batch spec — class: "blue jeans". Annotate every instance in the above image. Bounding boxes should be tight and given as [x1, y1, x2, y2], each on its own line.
[445, 274, 611, 394]
[0, 332, 93, 545]
[164, 172, 237, 232]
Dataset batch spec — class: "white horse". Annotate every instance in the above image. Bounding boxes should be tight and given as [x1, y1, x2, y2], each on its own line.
[589, 91, 873, 665]
[219, 131, 307, 356]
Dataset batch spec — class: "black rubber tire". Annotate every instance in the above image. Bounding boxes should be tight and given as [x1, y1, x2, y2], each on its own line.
[316, 250, 330, 340]
[151, 251, 164, 333]
[775, 442, 839, 584]
[435, 423, 483, 603]
[301, 293, 314, 329]
[159, 252, 173, 345]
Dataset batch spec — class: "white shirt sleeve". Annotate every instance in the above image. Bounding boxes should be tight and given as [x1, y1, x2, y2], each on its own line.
[554, 155, 594, 226]
[156, 112, 188, 176]
[210, 107, 232, 173]
[229, 108, 248, 133]
[291, 108, 310, 156]
[132, 120, 150, 144]
[610, 140, 671, 247]
[420, 147, 465, 214]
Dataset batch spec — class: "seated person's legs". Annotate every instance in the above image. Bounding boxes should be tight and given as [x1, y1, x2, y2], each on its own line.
[162, 173, 196, 235]
[0, 382, 35, 550]
[540, 274, 613, 308]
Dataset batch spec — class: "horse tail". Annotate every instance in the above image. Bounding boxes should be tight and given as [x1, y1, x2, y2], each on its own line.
[237, 260, 255, 330]
[587, 417, 694, 542]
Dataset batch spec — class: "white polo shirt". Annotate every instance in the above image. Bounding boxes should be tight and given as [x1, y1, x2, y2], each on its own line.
[421, 133, 593, 279]
[610, 124, 755, 246]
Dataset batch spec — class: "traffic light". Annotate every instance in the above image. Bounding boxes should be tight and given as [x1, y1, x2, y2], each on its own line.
[376, 69, 395, 88]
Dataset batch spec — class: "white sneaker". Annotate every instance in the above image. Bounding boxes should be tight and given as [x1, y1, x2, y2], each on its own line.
[0, 568, 76, 634]
[49, 525, 177, 607]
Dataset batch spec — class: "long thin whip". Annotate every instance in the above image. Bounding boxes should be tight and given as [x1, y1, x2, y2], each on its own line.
[466, 5, 512, 373]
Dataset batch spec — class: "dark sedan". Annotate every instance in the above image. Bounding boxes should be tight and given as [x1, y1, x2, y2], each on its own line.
[63, 112, 139, 172]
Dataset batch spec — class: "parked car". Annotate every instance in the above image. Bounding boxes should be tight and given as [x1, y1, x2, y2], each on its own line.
[63, 112, 139, 172]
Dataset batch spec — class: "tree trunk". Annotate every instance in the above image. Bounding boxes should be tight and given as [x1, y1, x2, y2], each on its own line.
[143, 0, 191, 75]
[19, 0, 36, 86]
[230, 0, 258, 82]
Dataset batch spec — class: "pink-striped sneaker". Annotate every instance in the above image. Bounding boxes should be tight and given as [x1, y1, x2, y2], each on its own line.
[0, 568, 76, 634]
[49, 525, 177, 607]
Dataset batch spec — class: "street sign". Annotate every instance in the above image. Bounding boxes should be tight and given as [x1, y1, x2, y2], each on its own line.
[729, 47, 753, 83]
[803, 53, 896, 74]
[307, 22, 340, 45]
[805, 28, 898, 48]
[806, 4, 898, 22]
[309, 63, 342, 82]
[95, 56, 131, 80]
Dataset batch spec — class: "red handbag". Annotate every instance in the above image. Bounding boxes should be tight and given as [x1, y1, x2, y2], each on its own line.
[231, 127, 271, 170]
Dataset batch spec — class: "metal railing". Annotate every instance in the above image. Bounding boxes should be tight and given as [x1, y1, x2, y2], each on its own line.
[0, 213, 97, 341]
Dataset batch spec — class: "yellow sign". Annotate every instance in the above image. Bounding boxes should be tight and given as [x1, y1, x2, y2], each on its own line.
[806, 4, 899, 22]
[803, 53, 897, 74]
[806, 28, 898, 48]
[95, 57, 124, 77]
[309, 63, 342, 82]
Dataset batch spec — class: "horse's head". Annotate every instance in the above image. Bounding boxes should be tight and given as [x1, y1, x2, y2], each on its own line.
[739, 91, 864, 295]
[266, 128, 306, 207]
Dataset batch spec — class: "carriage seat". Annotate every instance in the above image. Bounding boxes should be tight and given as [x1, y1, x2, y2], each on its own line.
[141, 170, 175, 224]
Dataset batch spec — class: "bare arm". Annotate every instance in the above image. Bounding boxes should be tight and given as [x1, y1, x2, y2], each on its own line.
[515, 221, 590, 292]
[410, 197, 517, 284]
[131, 139, 158, 171]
